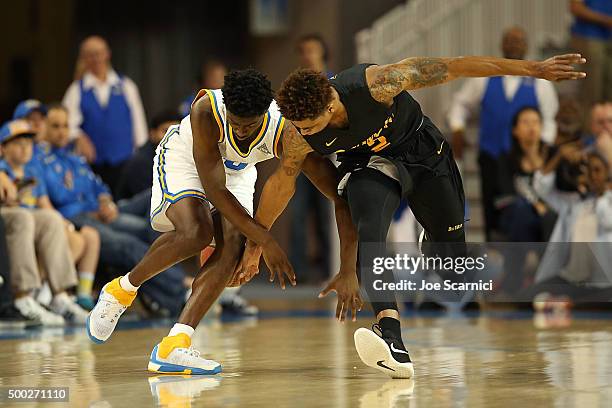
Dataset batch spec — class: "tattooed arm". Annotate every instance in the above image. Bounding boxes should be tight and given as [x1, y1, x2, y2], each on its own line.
[365, 54, 587, 104]
[253, 123, 313, 230]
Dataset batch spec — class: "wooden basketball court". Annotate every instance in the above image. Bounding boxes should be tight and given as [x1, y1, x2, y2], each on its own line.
[2, 300, 612, 407]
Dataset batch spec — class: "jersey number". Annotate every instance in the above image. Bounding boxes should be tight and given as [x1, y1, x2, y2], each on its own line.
[223, 160, 248, 170]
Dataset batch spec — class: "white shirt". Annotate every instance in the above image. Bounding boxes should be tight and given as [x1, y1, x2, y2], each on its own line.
[447, 77, 559, 145]
[62, 69, 148, 148]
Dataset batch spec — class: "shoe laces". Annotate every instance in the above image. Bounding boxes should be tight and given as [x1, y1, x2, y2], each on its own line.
[100, 298, 126, 321]
[181, 346, 201, 358]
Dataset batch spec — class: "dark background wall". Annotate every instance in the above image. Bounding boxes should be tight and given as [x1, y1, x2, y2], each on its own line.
[0, 0, 399, 121]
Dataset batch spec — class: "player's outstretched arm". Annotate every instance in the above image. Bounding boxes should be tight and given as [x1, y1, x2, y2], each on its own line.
[365, 54, 587, 103]
[301, 154, 363, 322]
[232, 123, 310, 288]
[191, 96, 294, 281]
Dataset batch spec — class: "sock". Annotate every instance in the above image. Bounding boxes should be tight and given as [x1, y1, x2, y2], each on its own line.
[168, 323, 195, 338]
[119, 273, 139, 293]
[77, 272, 94, 297]
[379, 316, 403, 342]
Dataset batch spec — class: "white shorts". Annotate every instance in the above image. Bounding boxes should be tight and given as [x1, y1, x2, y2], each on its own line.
[150, 125, 257, 232]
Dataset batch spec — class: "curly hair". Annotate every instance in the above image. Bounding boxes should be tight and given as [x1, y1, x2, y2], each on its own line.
[276, 69, 333, 121]
[222, 68, 274, 117]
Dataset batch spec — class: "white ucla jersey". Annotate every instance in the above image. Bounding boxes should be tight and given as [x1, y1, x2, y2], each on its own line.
[176, 88, 285, 172]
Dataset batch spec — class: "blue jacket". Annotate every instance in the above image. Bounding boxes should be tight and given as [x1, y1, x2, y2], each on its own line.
[0, 160, 47, 209]
[39, 146, 111, 218]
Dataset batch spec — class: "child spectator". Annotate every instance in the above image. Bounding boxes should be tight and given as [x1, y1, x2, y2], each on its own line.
[0, 119, 89, 325]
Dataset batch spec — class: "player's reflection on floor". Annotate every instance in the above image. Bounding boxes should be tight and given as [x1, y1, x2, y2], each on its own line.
[148, 375, 221, 408]
[359, 379, 415, 408]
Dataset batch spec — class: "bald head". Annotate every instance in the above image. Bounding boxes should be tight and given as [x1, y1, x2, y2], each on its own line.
[79, 35, 111, 77]
[502, 26, 528, 60]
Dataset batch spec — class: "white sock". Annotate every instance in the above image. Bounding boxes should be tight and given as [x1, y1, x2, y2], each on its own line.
[168, 323, 195, 338]
[119, 273, 139, 292]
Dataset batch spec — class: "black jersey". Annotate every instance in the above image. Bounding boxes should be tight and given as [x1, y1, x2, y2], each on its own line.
[304, 63, 443, 163]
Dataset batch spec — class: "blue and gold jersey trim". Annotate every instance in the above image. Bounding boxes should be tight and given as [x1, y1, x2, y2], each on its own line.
[273, 115, 285, 158]
[203, 89, 225, 143]
[227, 111, 270, 158]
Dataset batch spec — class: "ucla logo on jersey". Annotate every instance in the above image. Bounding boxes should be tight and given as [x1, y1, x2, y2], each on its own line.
[224, 160, 248, 170]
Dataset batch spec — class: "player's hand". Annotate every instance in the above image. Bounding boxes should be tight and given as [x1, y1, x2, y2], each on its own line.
[237, 240, 263, 286]
[319, 271, 363, 322]
[261, 238, 295, 289]
[0, 171, 18, 204]
[533, 54, 586, 81]
[75, 133, 97, 164]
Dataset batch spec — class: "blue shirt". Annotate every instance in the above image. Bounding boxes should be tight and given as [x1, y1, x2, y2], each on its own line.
[571, 0, 612, 40]
[0, 160, 47, 209]
[38, 146, 111, 218]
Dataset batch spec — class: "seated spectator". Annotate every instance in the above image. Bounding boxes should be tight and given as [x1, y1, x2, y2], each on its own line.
[533, 151, 612, 299]
[0, 175, 41, 328]
[14, 100, 101, 310]
[0, 119, 89, 325]
[12, 99, 47, 140]
[495, 107, 558, 292]
[116, 111, 181, 200]
[588, 101, 612, 166]
[496, 107, 557, 242]
[39, 105, 186, 316]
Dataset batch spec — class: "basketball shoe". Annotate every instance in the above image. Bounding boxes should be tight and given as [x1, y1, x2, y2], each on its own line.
[354, 325, 414, 379]
[86, 277, 137, 343]
[148, 333, 222, 375]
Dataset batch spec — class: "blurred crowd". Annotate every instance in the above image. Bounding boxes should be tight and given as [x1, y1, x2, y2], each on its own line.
[0, 0, 611, 328]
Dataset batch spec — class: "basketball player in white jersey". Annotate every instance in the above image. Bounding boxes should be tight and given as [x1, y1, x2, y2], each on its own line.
[86, 69, 360, 374]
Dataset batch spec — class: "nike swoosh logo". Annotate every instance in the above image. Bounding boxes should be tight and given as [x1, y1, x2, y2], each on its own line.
[376, 360, 395, 371]
[437, 141, 444, 155]
[325, 138, 338, 147]
[390, 343, 410, 355]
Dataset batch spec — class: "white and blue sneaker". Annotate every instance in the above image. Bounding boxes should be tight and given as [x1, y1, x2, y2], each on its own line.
[148, 334, 222, 375]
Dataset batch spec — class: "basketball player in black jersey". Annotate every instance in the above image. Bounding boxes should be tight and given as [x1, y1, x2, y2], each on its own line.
[237, 53, 586, 378]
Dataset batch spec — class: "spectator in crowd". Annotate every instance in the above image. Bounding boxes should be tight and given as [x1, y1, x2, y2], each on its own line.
[0, 174, 41, 328]
[178, 60, 227, 117]
[496, 107, 557, 242]
[447, 26, 559, 240]
[533, 151, 612, 297]
[116, 111, 181, 200]
[495, 108, 558, 292]
[13, 99, 47, 139]
[588, 101, 612, 165]
[39, 105, 186, 316]
[288, 33, 333, 283]
[0, 119, 89, 325]
[569, 0, 612, 109]
[63, 35, 148, 195]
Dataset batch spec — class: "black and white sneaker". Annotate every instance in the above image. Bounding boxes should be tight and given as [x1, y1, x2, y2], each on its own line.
[220, 295, 258, 317]
[354, 324, 414, 379]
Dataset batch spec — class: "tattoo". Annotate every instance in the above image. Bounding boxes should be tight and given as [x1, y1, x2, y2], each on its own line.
[280, 125, 313, 177]
[369, 58, 449, 102]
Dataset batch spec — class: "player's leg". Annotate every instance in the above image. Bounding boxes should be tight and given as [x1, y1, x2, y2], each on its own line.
[87, 197, 214, 343]
[344, 168, 414, 379]
[148, 215, 245, 375]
